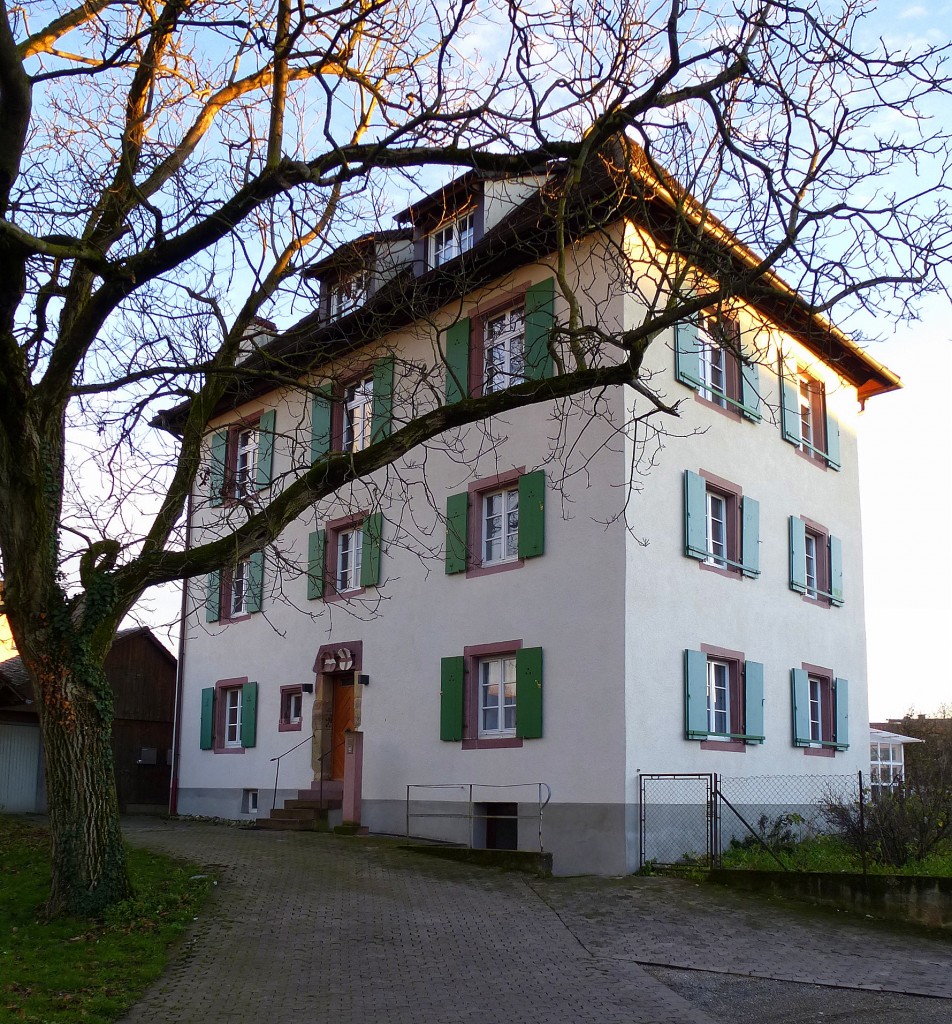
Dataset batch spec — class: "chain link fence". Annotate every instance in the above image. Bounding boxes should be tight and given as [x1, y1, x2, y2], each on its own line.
[639, 772, 865, 870]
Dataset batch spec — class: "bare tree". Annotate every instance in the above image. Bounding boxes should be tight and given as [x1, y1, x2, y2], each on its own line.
[0, 0, 949, 916]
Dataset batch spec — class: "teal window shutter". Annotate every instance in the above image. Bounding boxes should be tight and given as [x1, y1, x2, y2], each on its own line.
[246, 551, 264, 613]
[829, 534, 844, 606]
[206, 571, 221, 622]
[684, 649, 709, 739]
[825, 411, 841, 471]
[371, 356, 395, 441]
[739, 360, 762, 422]
[779, 357, 800, 445]
[791, 668, 811, 746]
[445, 318, 471, 404]
[241, 682, 258, 748]
[307, 529, 326, 600]
[360, 512, 383, 588]
[743, 661, 765, 743]
[741, 496, 760, 578]
[834, 677, 849, 749]
[788, 516, 807, 593]
[674, 322, 701, 388]
[200, 687, 215, 749]
[445, 492, 469, 574]
[525, 278, 555, 380]
[209, 430, 228, 506]
[517, 470, 545, 559]
[440, 656, 465, 741]
[683, 470, 707, 560]
[255, 409, 275, 488]
[311, 387, 333, 463]
[515, 647, 543, 739]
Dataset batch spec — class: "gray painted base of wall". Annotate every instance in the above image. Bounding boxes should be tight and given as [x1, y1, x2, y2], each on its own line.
[176, 787, 298, 821]
[175, 790, 636, 874]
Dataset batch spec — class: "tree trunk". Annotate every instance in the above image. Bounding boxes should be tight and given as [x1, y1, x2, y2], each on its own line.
[32, 655, 133, 918]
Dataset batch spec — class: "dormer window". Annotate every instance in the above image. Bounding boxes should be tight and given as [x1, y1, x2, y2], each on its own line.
[327, 271, 368, 319]
[430, 212, 475, 268]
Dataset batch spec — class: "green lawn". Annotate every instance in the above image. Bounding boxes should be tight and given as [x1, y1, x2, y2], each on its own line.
[0, 816, 213, 1023]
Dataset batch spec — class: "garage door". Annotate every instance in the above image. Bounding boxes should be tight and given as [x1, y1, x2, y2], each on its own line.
[0, 722, 41, 812]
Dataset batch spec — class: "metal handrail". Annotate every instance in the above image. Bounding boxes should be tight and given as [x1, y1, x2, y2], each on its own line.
[405, 781, 552, 854]
[269, 732, 316, 811]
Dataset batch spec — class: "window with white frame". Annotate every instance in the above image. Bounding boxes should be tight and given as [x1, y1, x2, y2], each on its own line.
[230, 559, 249, 617]
[336, 527, 363, 592]
[707, 659, 731, 737]
[328, 272, 367, 318]
[804, 530, 819, 598]
[280, 686, 304, 730]
[342, 377, 373, 453]
[483, 306, 525, 394]
[479, 656, 517, 738]
[705, 491, 728, 569]
[482, 486, 519, 566]
[234, 427, 258, 497]
[809, 675, 825, 743]
[870, 742, 904, 791]
[430, 212, 475, 267]
[223, 686, 243, 748]
[699, 331, 728, 408]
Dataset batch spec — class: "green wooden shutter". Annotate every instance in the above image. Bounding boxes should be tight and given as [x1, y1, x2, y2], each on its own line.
[311, 387, 333, 464]
[788, 516, 807, 593]
[445, 318, 471, 404]
[371, 356, 395, 441]
[741, 496, 760, 578]
[829, 534, 844, 606]
[440, 656, 465, 741]
[779, 356, 800, 445]
[825, 411, 841, 471]
[524, 278, 555, 380]
[206, 571, 221, 622]
[684, 649, 709, 739]
[834, 677, 850, 749]
[743, 661, 765, 743]
[256, 409, 275, 488]
[516, 647, 543, 739]
[209, 430, 228, 506]
[360, 512, 383, 588]
[791, 668, 811, 746]
[739, 360, 762, 422]
[200, 687, 215, 749]
[683, 470, 707, 560]
[241, 682, 258, 748]
[445, 492, 469, 574]
[246, 551, 264, 613]
[674, 322, 701, 388]
[517, 470, 545, 559]
[307, 529, 326, 600]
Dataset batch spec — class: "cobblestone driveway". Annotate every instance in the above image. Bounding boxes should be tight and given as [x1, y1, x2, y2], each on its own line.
[120, 820, 952, 1024]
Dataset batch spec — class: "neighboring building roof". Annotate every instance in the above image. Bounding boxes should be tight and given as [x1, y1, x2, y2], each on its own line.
[0, 625, 176, 705]
[154, 139, 900, 434]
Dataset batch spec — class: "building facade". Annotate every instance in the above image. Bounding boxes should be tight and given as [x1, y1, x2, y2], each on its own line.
[167, 151, 899, 874]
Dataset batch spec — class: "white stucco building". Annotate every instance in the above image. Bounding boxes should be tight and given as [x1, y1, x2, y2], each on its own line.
[162, 146, 899, 874]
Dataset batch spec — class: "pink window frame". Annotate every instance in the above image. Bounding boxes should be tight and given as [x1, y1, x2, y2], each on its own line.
[221, 411, 263, 505]
[693, 314, 743, 422]
[468, 288, 529, 400]
[464, 467, 526, 579]
[462, 639, 524, 750]
[699, 643, 746, 753]
[801, 514, 832, 608]
[802, 661, 836, 757]
[213, 676, 248, 754]
[279, 684, 304, 732]
[698, 469, 743, 581]
[322, 510, 368, 603]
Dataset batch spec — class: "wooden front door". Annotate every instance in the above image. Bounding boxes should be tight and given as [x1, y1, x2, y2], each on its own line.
[331, 676, 355, 779]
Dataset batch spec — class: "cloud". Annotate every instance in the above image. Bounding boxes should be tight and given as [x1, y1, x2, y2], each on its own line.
[899, 5, 928, 17]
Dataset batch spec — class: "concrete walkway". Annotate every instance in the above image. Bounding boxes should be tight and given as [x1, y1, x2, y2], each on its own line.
[120, 820, 952, 1024]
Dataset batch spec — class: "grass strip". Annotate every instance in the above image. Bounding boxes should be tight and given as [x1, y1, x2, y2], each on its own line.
[0, 816, 214, 1023]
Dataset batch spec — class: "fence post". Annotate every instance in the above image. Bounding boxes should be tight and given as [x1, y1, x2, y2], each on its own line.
[857, 770, 868, 888]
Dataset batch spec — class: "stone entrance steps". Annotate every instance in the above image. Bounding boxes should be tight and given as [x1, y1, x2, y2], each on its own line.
[255, 781, 343, 831]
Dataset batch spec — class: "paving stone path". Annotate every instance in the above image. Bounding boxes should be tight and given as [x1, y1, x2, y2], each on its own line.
[120, 820, 952, 1024]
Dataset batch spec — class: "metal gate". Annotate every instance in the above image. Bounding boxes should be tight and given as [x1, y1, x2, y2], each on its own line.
[639, 773, 717, 869]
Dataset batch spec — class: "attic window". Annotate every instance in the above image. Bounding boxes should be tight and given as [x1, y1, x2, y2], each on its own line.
[430, 212, 475, 268]
[328, 271, 368, 318]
